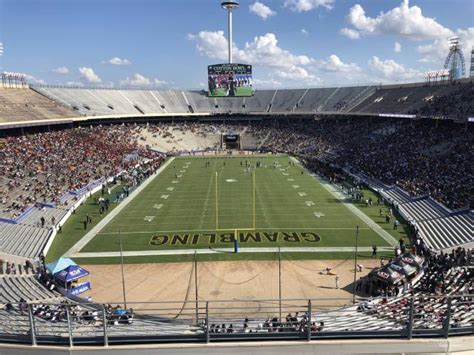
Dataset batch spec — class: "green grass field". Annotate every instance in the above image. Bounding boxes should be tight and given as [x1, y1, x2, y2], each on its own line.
[209, 86, 253, 97]
[58, 155, 408, 262]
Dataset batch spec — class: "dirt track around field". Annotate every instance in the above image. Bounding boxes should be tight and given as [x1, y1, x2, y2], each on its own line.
[83, 258, 381, 315]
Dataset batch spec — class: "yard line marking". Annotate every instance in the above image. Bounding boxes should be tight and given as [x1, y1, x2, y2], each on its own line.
[63, 156, 176, 257]
[161, 194, 169, 200]
[298, 192, 307, 197]
[144, 216, 155, 222]
[313, 174, 398, 247]
[305, 201, 315, 207]
[172, 180, 179, 183]
[198, 159, 217, 230]
[282, 172, 289, 176]
[97, 227, 370, 235]
[313, 212, 325, 218]
[292, 185, 300, 189]
[166, 187, 174, 191]
[287, 178, 294, 182]
[153, 204, 163, 210]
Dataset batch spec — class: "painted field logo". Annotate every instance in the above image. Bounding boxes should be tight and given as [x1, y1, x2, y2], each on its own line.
[149, 231, 321, 246]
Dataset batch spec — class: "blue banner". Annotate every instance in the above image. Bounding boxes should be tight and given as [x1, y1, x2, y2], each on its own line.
[68, 282, 91, 296]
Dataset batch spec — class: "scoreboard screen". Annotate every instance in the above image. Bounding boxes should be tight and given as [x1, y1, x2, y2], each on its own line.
[208, 63, 252, 97]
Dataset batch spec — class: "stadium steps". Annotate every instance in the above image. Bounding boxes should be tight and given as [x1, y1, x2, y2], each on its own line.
[416, 213, 473, 250]
[0, 222, 51, 259]
[0, 275, 60, 303]
[398, 198, 449, 222]
[381, 187, 412, 205]
[317, 87, 339, 112]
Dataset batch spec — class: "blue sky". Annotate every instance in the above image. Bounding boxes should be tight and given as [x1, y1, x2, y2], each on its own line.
[0, 0, 472, 88]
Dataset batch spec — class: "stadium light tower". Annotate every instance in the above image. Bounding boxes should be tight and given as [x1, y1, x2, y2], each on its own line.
[221, 1, 239, 64]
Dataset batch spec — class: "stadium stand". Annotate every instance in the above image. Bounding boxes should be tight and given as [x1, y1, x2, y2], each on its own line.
[398, 197, 450, 222]
[0, 87, 76, 122]
[0, 223, 51, 259]
[416, 213, 473, 250]
[0, 275, 61, 304]
[27, 80, 473, 118]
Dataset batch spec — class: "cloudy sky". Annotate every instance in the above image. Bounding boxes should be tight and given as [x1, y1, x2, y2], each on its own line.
[0, 0, 472, 89]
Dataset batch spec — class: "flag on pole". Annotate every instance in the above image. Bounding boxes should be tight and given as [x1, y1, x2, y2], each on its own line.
[0, 42, 4, 57]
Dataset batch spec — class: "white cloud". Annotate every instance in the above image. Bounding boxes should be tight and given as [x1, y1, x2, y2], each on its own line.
[252, 78, 283, 87]
[394, 42, 402, 53]
[105, 57, 131, 65]
[346, 0, 453, 40]
[340, 27, 360, 40]
[319, 55, 361, 73]
[284, 0, 334, 12]
[192, 30, 228, 59]
[417, 28, 474, 65]
[25, 74, 45, 85]
[78, 67, 102, 83]
[52, 66, 69, 74]
[119, 73, 167, 87]
[368, 56, 423, 81]
[301, 28, 309, 36]
[249, 2, 276, 20]
[189, 31, 319, 84]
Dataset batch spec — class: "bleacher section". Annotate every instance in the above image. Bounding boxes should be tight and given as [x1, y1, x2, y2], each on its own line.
[27, 81, 472, 119]
[354, 179, 473, 251]
[398, 197, 450, 222]
[0, 222, 51, 259]
[416, 213, 473, 250]
[0, 275, 61, 304]
[349, 83, 467, 115]
[381, 187, 412, 205]
[0, 87, 76, 122]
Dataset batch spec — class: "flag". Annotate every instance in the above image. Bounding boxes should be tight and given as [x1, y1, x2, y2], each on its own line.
[0, 42, 3, 57]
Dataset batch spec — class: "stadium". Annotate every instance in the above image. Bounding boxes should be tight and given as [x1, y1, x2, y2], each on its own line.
[0, 1, 473, 354]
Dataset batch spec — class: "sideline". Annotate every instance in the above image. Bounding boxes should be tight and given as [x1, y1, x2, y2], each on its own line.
[314, 175, 398, 247]
[64, 157, 176, 257]
[69, 246, 393, 258]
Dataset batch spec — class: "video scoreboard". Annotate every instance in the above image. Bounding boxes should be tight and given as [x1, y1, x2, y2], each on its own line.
[208, 63, 252, 97]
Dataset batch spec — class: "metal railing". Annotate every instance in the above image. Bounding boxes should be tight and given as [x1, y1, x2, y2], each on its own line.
[0, 295, 472, 346]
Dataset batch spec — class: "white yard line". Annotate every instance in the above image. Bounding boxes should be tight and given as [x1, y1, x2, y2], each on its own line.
[94, 227, 370, 235]
[64, 157, 176, 257]
[71, 246, 393, 258]
[314, 175, 398, 247]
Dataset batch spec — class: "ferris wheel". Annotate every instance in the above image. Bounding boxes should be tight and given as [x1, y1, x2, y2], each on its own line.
[444, 37, 466, 80]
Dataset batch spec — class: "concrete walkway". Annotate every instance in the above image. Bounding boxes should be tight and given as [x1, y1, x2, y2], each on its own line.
[64, 157, 176, 257]
[314, 175, 398, 247]
[69, 246, 393, 258]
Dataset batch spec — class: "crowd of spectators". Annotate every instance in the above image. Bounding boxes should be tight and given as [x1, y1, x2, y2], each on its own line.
[414, 84, 474, 119]
[206, 313, 325, 335]
[1, 117, 471, 219]
[252, 118, 472, 209]
[356, 246, 473, 330]
[0, 124, 163, 218]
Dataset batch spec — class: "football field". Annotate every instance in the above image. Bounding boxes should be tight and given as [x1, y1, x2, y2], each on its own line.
[72, 155, 395, 258]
